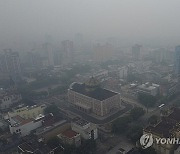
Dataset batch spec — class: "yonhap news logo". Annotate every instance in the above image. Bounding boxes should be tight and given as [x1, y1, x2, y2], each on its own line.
[140, 134, 153, 149]
[140, 134, 180, 149]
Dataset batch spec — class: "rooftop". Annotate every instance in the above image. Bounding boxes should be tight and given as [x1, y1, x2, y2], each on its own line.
[18, 142, 34, 153]
[13, 104, 46, 111]
[61, 129, 79, 138]
[35, 120, 67, 136]
[70, 82, 118, 101]
[11, 115, 33, 127]
[74, 118, 89, 127]
[145, 108, 180, 138]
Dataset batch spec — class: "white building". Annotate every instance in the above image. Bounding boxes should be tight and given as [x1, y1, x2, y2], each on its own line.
[71, 119, 98, 140]
[138, 82, 160, 96]
[9, 115, 43, 136]
[8, 104, 46, 119]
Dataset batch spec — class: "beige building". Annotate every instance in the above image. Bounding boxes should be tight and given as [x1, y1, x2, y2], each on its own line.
[68, 77, 121, 116]
[58, 129, 81, 147]
[8, 104, 46, 119]
[143, 107, 180, 154]
[71, 118, 98, 140]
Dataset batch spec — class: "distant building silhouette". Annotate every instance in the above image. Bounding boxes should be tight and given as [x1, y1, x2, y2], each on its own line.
[42, 43, 54, 67]
[93, 43, 113, 62]
[174, 46, 180, 76]
[61, 40, 74, 65]
[0, 49, 21, 81]
[132, 44, 141, 60]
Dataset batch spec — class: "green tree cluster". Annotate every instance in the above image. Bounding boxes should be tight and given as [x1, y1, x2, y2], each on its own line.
[138, 93, 157, 107]
[112, 107, 145, 143]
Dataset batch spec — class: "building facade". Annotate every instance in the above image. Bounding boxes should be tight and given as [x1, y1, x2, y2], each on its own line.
[137, 82, 160, 96]
[132, 44, 141, 60]
[68, 77, 121, 116]
[8, 104, 46, 119]
[174, 46, 180, 76]
[0, 49, 21, 80]
[71, 118, 98, 140]
[61, 40, 74, 65]
[9, 115, 43, 136]
[58, 129, 81, 147]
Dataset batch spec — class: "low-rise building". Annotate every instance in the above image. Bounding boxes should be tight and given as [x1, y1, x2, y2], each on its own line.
[143, 107, 180, 154]
[71, 118, 98, 140]
[18, 142, 64, 154]
[9, 114, 43, 136]
[160, 79, 178, 97]
[34, 120, 70, 143]
[58, 129, 81, 147]
[137, 82, 160, 96]
[8, 104, 46, 119]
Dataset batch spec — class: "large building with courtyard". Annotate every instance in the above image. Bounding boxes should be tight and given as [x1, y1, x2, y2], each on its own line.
[68, 77, 121, 116]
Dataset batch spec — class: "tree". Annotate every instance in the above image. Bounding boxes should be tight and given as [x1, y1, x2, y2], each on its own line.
[63, 144, 76, 154]
[138, 93, 157, 107]
[112, 116, 132, 134]
[76, 139, 96, 154]
[127, 125, 143, 143]
[174, 99, 180, 107]
[44, 104, 60, 117]
[22, 98, 36, 106]
[130, 107, 145, 120]
[148, 115, 158, 125]
[47, 137, 60, 149]
[139, 147, 157, 154]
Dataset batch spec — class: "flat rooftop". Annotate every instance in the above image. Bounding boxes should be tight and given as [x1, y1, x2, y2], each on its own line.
[61, 129, 79, 138]
[74, 118, 89, 127]
[70, 83, 118, 101]
[11, 115, 33, 127]
[18, 142, 34, 153]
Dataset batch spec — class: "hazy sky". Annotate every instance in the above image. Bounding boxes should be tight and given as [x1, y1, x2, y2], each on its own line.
[0, 0, 180, 50]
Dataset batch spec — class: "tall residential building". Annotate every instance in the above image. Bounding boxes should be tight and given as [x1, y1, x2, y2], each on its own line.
[74, 33, 84, 52]
[54, 50, 62, 65]
[93, 43, 113, 62]
[132, 44, 141, 60]
[26, 51, 42, 69]
[61, 40, 74, 65]
[0, 49, 21, 80]
[42, 43, 54, 67]
[174, 46, 180, 76]
[151, 48, 174, 63]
